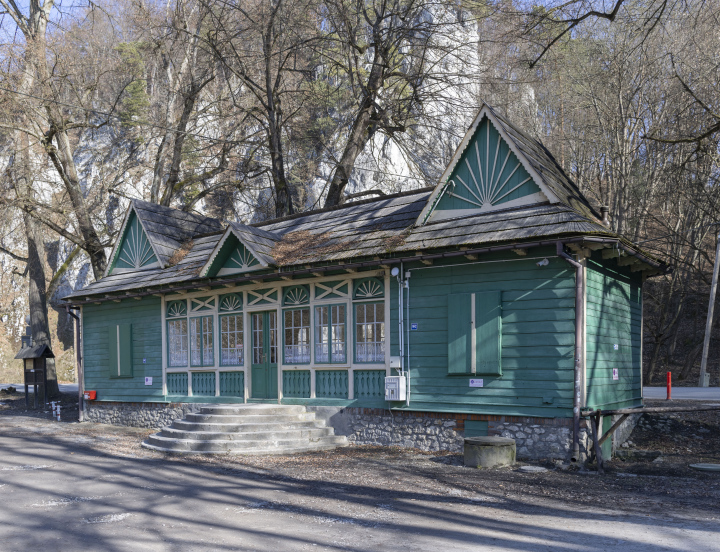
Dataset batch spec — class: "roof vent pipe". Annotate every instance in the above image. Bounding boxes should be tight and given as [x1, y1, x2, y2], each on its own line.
[600, 206, 610, 228]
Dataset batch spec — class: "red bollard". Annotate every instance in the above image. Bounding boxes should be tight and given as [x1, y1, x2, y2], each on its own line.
[667, 371, 672, 400]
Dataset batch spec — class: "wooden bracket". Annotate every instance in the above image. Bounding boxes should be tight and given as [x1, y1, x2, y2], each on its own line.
[618, 255, 639, 267]
[602, 249, 620, 259]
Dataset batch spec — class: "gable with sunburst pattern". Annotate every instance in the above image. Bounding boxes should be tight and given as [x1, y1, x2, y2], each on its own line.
[202, 232, 266, 278]
[420, 111, 550, 224]
[110, 212, 159, 273]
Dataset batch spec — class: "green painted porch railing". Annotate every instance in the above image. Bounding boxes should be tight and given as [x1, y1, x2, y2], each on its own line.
[283, 370, 311, 398]
[191, 372, 216, 396]
[315, 370, 348, 399]
[219, 371, 244, 397]
[353, 370, 385, 399]
[166, 373, 188, 395]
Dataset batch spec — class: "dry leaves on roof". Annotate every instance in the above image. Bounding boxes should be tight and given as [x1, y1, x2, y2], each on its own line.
[271, 230, 352, 266]
[379, 225, 412, 251]
[166, 240, 194, 267]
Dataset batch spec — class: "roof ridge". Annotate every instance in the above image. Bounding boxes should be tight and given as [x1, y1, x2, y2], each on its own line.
[252, 186, 434, 228]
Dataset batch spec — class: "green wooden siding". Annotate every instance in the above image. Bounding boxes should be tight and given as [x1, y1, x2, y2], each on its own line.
[353, 370, 385, 399]
[316, 370, 349, 399]
[464, 420, 489, 437]
[448, 294, 472, 374]
[436, 116, 540, 212]
[108, 323, 133, 378]
[397, 249, 576, 418]
[112, 212, 157, 272]
[283, 370, 311, 397]
[83, 297, 164, 401]
[191, 372, 216, 396]
[167, 373, 188, 395]
[585, 257, 643, 411]
[219, 371, 244, 396]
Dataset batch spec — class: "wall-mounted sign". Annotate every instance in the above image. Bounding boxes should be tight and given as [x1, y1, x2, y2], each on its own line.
[143, 358, 147, 364]
[612, 368, 619, 381]
[410, 323, 418, 331]
[469, 378, 484, 388]
[614, 344, 619, 351]
[145, 377, 153, 386]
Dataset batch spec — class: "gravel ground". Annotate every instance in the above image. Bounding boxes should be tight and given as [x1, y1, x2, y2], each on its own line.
[1, 390, 719, 551]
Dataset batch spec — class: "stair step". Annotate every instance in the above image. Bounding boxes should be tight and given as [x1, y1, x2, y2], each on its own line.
[159, 427, 335, 441]
[143, 434, 348, 453]
[185, 413, 317, 424]
[142, 404, 346, 455]
[141, 439, 347, 456]
[199, 405, 307, 416]
[170, 420, 326, 432]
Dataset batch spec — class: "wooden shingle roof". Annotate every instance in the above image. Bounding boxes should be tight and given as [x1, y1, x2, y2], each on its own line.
[67, 105, 664, 301]
[68, 189, 619, 298]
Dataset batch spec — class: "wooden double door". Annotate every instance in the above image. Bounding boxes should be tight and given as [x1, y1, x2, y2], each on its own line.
[251, 310, 278, 399]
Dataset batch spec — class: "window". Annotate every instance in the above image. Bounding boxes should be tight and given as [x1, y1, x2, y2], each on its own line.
[284, 308, 310, 363]
[220, 314, 243, 366]
[168, 319, 188, 367]
[355, 302, 385, 363]
[315, 305, 346, 363]
[190, 316, 214, 366]
[447, 291, 502, 376]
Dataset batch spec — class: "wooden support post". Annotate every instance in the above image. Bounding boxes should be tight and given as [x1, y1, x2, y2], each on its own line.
[599, 414, 629, 446]
[591, 413, 604, 474]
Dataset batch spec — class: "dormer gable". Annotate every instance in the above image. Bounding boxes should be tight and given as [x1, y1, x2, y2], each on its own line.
[106, 209, 160, 275]
[201, 223, 279, 277]
[418, 104, 605, 227]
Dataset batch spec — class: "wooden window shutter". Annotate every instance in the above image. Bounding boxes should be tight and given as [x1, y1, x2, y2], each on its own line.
[447, 293, 472, 374]
[108, 323, 133, 379]
[475, 291, 502, 376]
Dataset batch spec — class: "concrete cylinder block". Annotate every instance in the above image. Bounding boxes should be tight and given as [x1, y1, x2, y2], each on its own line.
[464, 436, 516, 468]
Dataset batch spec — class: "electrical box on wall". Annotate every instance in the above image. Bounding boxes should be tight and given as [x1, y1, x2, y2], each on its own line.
[385, 375, 406, 401]
[389, 356, 401, 370]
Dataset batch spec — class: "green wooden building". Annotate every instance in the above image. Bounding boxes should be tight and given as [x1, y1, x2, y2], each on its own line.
[66, 105, 666, 459]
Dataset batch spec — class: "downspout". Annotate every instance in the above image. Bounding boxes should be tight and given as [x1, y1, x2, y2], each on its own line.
[405, 271, 410, 407]
[65, 305, 83, 422]
[556, 242, 584, 462]
[397, 262, 404, 377]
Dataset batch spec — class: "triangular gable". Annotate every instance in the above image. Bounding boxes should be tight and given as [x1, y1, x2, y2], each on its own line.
[418, 105, 560, 225]
[201, 224, 278, 277]
[106, 208, 161, 275]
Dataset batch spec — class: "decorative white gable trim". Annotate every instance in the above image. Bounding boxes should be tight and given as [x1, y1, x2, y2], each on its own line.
[104, 202, 165, 278]
[417, 105, 560, 226]
[200, 226, 270, 278]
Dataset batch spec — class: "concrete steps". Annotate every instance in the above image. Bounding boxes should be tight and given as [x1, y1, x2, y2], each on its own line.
[142, 404, 348, 455]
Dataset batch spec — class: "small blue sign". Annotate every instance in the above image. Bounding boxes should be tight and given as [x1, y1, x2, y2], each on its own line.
[410, 323, 418, 331]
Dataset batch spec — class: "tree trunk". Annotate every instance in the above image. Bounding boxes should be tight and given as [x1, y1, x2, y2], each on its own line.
[323, 51, 385, 208]
[680, 341, 704, 381]
[16, 143, 59, 398]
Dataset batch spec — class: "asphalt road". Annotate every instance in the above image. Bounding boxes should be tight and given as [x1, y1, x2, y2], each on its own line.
[643, 386, 720, 401]
[1, 418, 719, 551]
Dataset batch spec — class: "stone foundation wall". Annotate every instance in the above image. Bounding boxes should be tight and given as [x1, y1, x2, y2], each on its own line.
[611, 413, 642, 453]
[490, 421, 591, 460]
[321, 408, 592, 461]
[340, 411, 465, 452]
[85, 402, 206, 429]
